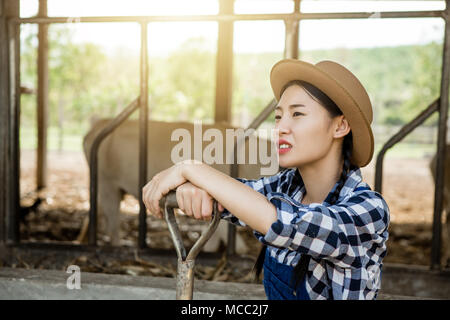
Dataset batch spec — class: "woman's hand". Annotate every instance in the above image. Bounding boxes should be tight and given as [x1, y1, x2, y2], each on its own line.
[142, 163, 187, 219]
[176, 182, 225, 221]
[144, 159, 276, 235]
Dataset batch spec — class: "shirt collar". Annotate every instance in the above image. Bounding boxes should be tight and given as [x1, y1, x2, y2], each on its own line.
[293, 166, 363, 205]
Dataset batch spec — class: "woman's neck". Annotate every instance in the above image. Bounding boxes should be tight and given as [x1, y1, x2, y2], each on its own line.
[298, 152, 343, 205]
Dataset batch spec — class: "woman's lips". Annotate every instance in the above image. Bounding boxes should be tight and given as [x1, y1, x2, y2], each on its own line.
[278, 139, 292, 155]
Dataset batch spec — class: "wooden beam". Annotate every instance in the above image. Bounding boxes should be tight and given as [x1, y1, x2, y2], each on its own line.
[37, 0, 48, 189]
[284, 19, 299, 59]
[8, 0, 20, 244]
[12, 10, 445, 24]
[138, 22, 149, 249]
[430, 0, 450, 270]
[0, 0, 9, 244]
[216, 0, 236, 256]
[0, 0, 20, 244]
[214, 0, 234, 124]
[284, 0, 300, 59]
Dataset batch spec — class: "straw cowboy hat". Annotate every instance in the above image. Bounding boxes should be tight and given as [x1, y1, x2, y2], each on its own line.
[270, 59, 374, 167]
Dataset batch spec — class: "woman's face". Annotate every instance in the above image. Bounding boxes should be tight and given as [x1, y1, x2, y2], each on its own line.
[275, 84, 339, 169]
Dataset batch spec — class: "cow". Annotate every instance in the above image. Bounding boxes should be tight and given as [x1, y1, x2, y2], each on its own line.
[429, 146, 450, 267]
[76, 119, 277, 254]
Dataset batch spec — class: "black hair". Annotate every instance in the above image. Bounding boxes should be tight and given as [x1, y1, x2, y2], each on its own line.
[252, 79, 357, 289]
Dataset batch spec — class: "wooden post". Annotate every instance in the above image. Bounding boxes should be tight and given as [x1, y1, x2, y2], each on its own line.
[138, 22, 149, 249]
[214, 0, 234, 124]
[37, 0, 48, 190]
[0, 0, 9, 244]
[284, 0, 300, 59]
[430, 0, 450, 270]
[0, 0, 20, 243]
[215, 0, 236, 255]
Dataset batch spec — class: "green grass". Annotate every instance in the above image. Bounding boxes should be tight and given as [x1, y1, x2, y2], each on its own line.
[20, 126, 84, 152]
[374, 142, 436, 159]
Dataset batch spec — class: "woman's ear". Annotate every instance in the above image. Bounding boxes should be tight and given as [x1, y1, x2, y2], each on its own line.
[333, 115, 351, 139]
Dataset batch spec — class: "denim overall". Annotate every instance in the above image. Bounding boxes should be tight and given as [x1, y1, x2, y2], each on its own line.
[262, 251, 310, 300]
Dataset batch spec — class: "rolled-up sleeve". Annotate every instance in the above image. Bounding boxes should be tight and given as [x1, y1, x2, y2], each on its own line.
[254, 190, 390, 269]
[220, 173, 282, 227]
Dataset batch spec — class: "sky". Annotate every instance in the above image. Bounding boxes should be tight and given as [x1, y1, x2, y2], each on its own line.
[20, 0, 446, 56]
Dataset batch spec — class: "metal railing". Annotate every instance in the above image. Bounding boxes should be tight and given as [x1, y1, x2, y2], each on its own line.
[88, 97, 140, 246]
[2, 0, 449, 271]
[375, 98, 440, 193]
[228, 98, 277, 255]
[374, 98, 443, 268]
[13, 10, 445, 25]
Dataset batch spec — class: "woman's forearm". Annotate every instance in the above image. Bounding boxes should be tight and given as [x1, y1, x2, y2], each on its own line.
[180, 162, 277, 235]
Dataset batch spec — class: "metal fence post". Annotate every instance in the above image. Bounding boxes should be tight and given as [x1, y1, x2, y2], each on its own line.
[138, 22, 149, 249]
[37, 0, 48, 190]
[430, 1, 450, 270]
[4, 0, 20, 244]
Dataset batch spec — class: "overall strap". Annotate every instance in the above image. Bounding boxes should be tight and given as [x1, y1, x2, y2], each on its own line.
[291, 254, 311, 288]
[324, 260, 335, 300]
[293, 256, 334, 299]
[253, 244, 267, 281]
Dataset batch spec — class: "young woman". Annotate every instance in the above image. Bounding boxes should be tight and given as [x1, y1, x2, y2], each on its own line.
[142, 59, 390, 300]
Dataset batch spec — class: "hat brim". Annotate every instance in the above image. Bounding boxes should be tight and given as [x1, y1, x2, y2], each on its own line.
[270, 59, 374, 167]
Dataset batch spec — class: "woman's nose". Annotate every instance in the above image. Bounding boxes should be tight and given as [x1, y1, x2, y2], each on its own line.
[276, 117, 291, 134]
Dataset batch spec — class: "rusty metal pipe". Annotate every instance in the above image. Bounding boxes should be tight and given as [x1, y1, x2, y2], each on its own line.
[88, 98, 140, 246]
[374, 98, 439, 193]
[161, 191, 221, 300]
[227, 98, 277, 256]
[431, 1, 450, 270]
[138, 22, 149, 249]
[36, 0, 48, 191]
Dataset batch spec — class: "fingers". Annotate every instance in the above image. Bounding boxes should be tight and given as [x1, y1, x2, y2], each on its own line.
[144, 179, 217, 221]
[149, 175, 162, 218]
[191, 192, 203, 220]
[176, 187, 185, 213]
[175, 183, 214, 221]
[142, 180, 154, 216]
[201, 191, 213, 221]
[142, 176, 163, 219]
[182, 188, 193, 217]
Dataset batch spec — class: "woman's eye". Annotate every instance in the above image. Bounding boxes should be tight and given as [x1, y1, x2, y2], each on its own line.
[293, 112, 304, 117]
[274, 115, 281, 120]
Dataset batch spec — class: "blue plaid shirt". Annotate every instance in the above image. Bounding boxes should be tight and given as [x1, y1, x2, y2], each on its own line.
[221, 167, 390, 300]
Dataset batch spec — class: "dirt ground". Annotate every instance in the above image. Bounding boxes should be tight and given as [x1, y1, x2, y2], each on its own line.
[12, 149, 449, 281]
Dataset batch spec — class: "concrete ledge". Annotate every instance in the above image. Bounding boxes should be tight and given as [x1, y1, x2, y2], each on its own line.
[3, 243, 449, 299]
[0, 267, 434, 300]
[380, 263, 450, 299]
[0, 267, 266, 300]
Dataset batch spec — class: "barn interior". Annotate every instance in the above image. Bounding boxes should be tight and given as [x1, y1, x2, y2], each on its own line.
[1, 0, 450, 299]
